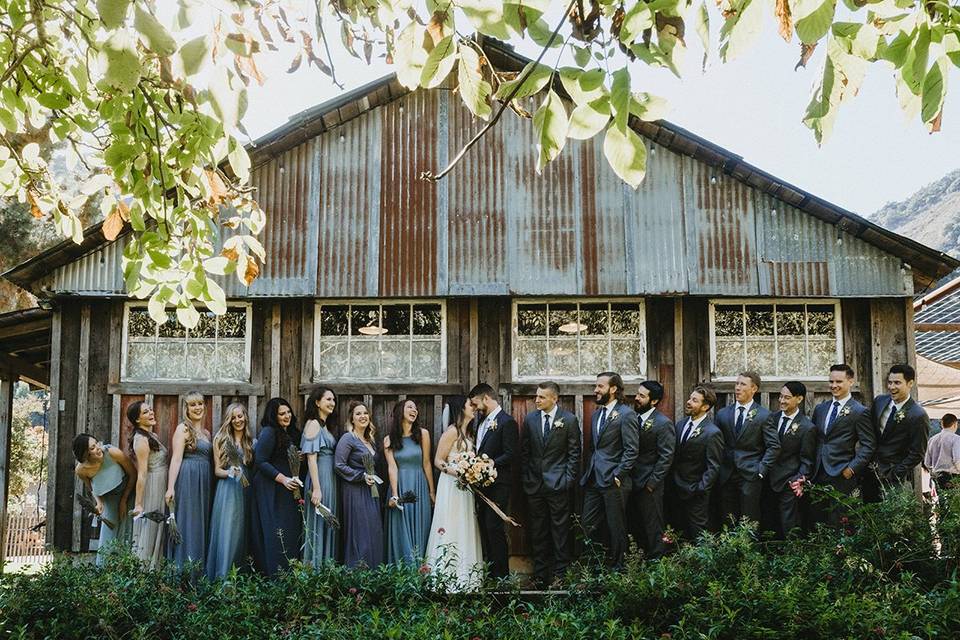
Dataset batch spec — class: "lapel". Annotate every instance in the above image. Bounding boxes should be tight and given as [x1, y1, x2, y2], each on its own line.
[479, 411, 498, 451]
[877, 396, 894, 434]
[825, 400, 854, 436]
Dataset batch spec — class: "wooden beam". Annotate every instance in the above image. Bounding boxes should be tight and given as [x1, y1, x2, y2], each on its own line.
[299, 382, 464, 395]
[0, 377, 14, 572]
[914, 323, 960, 332]
[0, 319, 51, 341]
[0, 352, 49, 386]
[107, 382, 264, 395]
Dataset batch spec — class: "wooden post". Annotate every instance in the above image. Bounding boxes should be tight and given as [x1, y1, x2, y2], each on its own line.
[0, 376, 14, 572]
[72, 304, 91, 552]
[45, 311, 62, 547]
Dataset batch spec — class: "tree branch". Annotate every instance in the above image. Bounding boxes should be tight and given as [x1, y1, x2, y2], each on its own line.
[0, 41, 42, 85]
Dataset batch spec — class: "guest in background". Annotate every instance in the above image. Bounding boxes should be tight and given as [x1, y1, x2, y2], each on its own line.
[302, 387, 339, 566]
[128, 401, 168, 567]
[250, 397, 304, 575]
[335, 401, 384, 569]
[207, 402, 254, 580]
[765, 382, 816, 537]
[384, 399, 436, 565]
[73, 433, 135, 565]
[166, 391, 213, 571]
[925, 413, 960, 491]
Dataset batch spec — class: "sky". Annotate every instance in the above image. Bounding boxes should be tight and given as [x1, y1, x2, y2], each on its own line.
[241, 21, 960, 219]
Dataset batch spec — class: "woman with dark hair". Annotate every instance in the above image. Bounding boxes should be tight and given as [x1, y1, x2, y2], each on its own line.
[250, 397, 303, 575]
[206, 402, 254, 580]
[335, 400, 383, 568]
[73, 433, 135, 565]
[166, 391, 213, 571]
[424, 395, 483, 591]
[128, 401, 168, 567]
[384, 399, 435, 564]
[301, 387, 339, 566]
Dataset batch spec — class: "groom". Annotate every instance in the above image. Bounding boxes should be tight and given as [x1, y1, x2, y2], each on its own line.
[469, 383, 519, 579]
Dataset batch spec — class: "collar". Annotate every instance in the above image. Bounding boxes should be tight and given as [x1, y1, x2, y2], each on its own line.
[485, 406, 502, 425]
[783, 409, 800, 422]
[686, 414, 708, 429]
[639, 407, 656, 423]
[542, 406, 558, 421]
[889, 397, 908, 412]
[832, 394, 852, 409]
[604, 398, 618, 413]
[735, 400, 754, 414]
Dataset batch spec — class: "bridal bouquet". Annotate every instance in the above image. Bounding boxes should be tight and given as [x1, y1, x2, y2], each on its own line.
[453, 452, 498, 491]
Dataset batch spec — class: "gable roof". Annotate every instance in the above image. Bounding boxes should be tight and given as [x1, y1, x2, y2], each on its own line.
[4, 39, 957, 293]
[915, 273, 960, 364]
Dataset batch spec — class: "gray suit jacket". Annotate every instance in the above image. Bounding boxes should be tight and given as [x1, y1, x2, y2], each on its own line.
[715, 402, 777, 483]
[766, 411, 816, 492]
[521, 408, 582, 494]
[630, 409, 675, 490]
[869, 395, 929, 482]
[812, 397, 875, 478]
[580, 401, 639, 490]
[671, 417, 724, 496]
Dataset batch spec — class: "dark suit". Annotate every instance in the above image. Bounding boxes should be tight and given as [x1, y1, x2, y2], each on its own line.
[861, 396, 929, 502]
[627, 409, 675, 558]
[811, 397, 874, 524]
[521, 407, 581, 585]
[668, 417, 724, 540]
[765, 411, 816, 535]
[715, 402, 777, 526]
[476, 406, 519, 578]
[580, 400, 639, 566]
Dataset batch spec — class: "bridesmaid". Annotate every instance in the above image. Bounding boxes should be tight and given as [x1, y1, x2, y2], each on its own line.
[384, 399, 436, 564]
[129, 401, 168, 567]
[302, 387, 339, 566]
[166, 391, 213, 571]
[206, 402, 254, 580]
[250, 397, 304, 575]
[73, 433, 135, 565]
[335, 400, 383, 569]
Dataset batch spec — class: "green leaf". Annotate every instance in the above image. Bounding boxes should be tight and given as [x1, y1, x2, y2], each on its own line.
[203, 256, 230, 275]
[494, 61, 552, 100]
[97, 0, 131, 30]
[204, 280, 227, 314]
[37, 93, 70, 109]
[620, 2, 654, 44]
[851, 24, 881, 59]
[532, 90, 568, 172]
[794, 0, 837, 45]
[573, 45, 591, 67]
[420, 36, 458, 89]
[630, 92, 670, 121]
[228, 142, 250, 182]
[0, 108, 15, 134]
[457, 47, 492, 120]
[178, 36, 210, 77]
[176, 304, 200, 329]
[694, 0, 710, 70]
[147, 295, 167, 324]
[567, 96, 610, 140]
[459, 0, 510, 39]
[103, 30, 141, 93]
[610, 68, 631, 132]
[603, 123, 647, 188]
[104, 141, 136, 167]
[134, 6, 177, 57]
[528, 17, 560, 48]
[559, 67, 606, 105]
[209, 68, 240, 128]
[921, 56, 948, 128]
[81, 173, 113, 195]
[720, 0, 764, 61]
[394, 23, 429, 90]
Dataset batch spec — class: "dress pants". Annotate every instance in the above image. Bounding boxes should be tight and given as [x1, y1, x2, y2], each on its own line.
[478, 483, 510, 578]
[720, 474, 763, 526]
[527, 488, 572, 585]
[582, 483, 628, 567]
[627, 483, 667, 559]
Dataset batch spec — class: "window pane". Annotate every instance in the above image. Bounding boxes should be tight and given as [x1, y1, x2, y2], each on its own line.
[349, 339, 380, 378]
[745, 339, 775, 371]
[580, 304, 608, 335]
[192, 311, 217, 339]
[714, 305, 742, 337]
[612, 339, 644, 376]
[187, 342, 216, 380]
[715, 340, 742, 378]
[158, 312, 185, 338]
[808, 340, 837, 376]
[517, 339, 547, 377]
[317, 338, 348, 379]
[776, 305, 804, 338]
[610, 303, 642, 336]
[412, 304, 441, 336]
[126, 342, 156, 380]
[580, 338, 608, 376]
[128, 309, 155, 338]
[219, 309, 246, 338]
[517, 305, 547, 336]
[382, 305, 411, 337]
[777, 339, 806, 377]
[320, 305, 349, 336]
[412, 340, 442, 379]
[548, 303, 578, 336]
[547, 338, 578, 376]
[155, 341, 186, 379]
[745, 306, 774, 337]
[380, 338, 410, 377]
[351, 306, 381, 336]
[807, 305, 835, 338]
[216, 342, 247, 381]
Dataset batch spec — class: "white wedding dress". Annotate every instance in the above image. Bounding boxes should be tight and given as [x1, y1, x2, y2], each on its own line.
[424, 439, 483, 591]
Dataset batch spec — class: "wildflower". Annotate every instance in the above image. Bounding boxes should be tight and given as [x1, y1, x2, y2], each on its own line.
[840, 516, 849, 525]
[419, 564, 430, 575]
[298, 498, 305, 506]
[348, 587, 358, 595]
[186, 603, 197, 612]
[661, 533, 675, 545]
[438, 527, 446, 535]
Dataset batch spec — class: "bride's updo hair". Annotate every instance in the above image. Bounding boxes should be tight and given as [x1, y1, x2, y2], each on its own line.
[446, 395, 473, 451]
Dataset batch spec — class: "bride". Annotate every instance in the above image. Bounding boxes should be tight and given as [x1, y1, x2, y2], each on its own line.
[424, 395, 483, 591]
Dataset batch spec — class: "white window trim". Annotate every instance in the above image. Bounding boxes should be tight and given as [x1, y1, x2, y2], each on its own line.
[511, 298, 648, 382]
[708, 298, 843, 382]
[120, 302, 253, 383]
[312, 299, 447, 383]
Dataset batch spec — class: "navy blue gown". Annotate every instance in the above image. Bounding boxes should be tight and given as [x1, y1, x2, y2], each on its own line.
[250, 424, 303, 575]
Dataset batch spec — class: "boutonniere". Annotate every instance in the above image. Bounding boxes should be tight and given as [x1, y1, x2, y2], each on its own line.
[642, 418, 655, 432]
[608, 410, 620, 421]
[894, 408, 906, 423]
[747, 408, 758, 421]
[488, 419, 499, 432]
[839, 406, 851, 418]
[690, 426, 703, 440]
[553, 419, 565, 430]
[789, 422, 800, 435]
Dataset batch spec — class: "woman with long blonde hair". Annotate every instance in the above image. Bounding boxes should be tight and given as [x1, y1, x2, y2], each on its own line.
[206, 402, 254, 579]
[166, 391, 213, 571]
[334, 400, 384, 568]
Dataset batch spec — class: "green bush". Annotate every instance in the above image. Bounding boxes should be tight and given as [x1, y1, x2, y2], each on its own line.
[4, 487, 960, 639]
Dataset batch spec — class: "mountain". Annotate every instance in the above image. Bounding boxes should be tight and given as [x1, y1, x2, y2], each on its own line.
[871, 168, 960, 258]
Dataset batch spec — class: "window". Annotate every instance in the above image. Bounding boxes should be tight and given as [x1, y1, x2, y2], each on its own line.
[122, 304, 251, 382]
[709, 300, 842, 380]
[314, 301, 445, 381]
[513, 300, 647, 381]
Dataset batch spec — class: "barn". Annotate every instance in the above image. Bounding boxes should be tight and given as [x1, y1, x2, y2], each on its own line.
[1, 41, 956, 564]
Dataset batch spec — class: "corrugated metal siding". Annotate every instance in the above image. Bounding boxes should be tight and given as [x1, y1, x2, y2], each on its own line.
[581, 136, 628, 295]
[53, 239, 125, 294]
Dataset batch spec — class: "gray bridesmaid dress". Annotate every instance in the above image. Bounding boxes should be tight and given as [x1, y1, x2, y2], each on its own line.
[131, 441, 168, 567]
[385, 436, 432, 564]
[169, 438, 213, 570]
[302, 425, 338, 566]
[335, 432, 383, 568]
[205, 451, 251, 580]
[90, 445, 132, 565]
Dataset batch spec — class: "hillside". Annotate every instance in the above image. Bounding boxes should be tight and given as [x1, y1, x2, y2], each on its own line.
[871, 169, 960, 258]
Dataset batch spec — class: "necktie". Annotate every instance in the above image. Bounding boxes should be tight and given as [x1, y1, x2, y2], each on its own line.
[779, 416, 790, 437]
[735, 406, 745, 436]
[881, 403, 898, 436]
[681, 419, 694, 444]
[598, 407, 608, 437]
[543, 413, 551, 440]
[826, 401, 840, 433]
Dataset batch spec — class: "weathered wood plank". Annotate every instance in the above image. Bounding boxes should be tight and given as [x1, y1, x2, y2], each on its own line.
[270, 303, 281, 399]
[107, 382, 264, 395]
[0, 377, 14, 571]
[73, 304, 91, 552]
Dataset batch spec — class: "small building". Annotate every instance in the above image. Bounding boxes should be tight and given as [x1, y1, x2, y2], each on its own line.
[2, 42, 956, 560]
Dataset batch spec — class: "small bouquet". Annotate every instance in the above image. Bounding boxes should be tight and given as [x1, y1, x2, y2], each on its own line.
[313, 499, 341, 529]
[224, 439, 250, 488]
[77, 492, 115, 530]
[789, 475, 808, 498]
[361, 453, 383, 498]
[391, 489, 419, 512]
[136, 507, 182, 545]
[165, 498, 183, 545]
[286, 444, 303, 502]
[453, 452, 498, 491]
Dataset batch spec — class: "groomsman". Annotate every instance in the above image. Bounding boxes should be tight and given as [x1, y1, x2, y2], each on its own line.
[468, 383, 519, 579]
[580, 371, 639, 568]
[669, 385, 724, 541]
[627, 380, 675, 559]
[714, 371, 777, 527]
[862, 364, 930, 502]
[811, 364, 875, 525]
[766, 381, 816, 536]
[520, 381, 581, 588]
